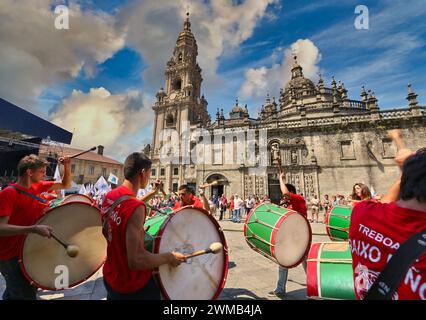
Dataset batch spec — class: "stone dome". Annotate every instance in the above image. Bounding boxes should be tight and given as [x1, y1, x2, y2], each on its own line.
[283, 56, 316, 94]
[284, 77, 316, 92]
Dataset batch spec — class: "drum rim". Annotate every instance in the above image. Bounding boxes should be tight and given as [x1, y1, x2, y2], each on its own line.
[244, 202, 312, 268]
[306, 242, 322, 298]
[152, 205, 229, 300]
[63, 193, 95, 204]
[19, 201, 106, 291]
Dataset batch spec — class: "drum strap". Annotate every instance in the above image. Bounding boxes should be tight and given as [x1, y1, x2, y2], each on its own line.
[364, 228, 426, 300]
[7, 186, 48, 204]
[102, 195, 134, 240]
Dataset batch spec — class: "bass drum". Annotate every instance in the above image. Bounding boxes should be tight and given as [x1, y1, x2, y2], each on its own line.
[244, 203, 312, 268]
[307, 242, 356, 300]
[144, 206, 228, 300]
[324, 206, 352, 241]
[19, 202, 106, 290]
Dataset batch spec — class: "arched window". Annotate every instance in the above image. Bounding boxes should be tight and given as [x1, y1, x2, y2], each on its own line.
[178, 53, 183, 62]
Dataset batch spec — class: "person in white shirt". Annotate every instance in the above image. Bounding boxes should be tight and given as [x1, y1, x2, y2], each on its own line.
[233, 195, 244, 223]
[245, 195, 256, 215]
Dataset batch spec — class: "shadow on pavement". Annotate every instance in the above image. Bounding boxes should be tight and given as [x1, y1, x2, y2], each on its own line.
[282, 288, 307, 300]
[219, 288, 267, 300]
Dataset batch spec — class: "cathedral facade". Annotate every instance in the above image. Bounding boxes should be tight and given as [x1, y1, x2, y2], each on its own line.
[147, 15, 426, 203]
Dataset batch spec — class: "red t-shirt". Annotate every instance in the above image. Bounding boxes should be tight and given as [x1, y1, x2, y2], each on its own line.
[0, 181, 55, 260]
[288, 193, 308, 217]
[173, 195, 204, 210]
[101, 185, 151, 293]
[349, 201, 426, 300]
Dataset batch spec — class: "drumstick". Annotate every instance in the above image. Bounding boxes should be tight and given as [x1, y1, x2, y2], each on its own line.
[68, 146, 97, 159]
[160, 188, 168, 196]
[146, 204, 165, 215]
[51, 232, 80, 258]
[200, 181, 219, 189]
[184, 242, 223, 259]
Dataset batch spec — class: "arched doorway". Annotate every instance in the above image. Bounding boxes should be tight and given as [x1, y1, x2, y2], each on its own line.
[206, 173, 228, 198]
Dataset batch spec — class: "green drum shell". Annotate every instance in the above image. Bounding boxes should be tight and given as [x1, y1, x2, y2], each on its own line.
[325, 206, 352, 241]
[244, 203, 311, 268]
[48, 199, 63, 208]
[307, 242, 356, 300]
[144, 214, 168, 252]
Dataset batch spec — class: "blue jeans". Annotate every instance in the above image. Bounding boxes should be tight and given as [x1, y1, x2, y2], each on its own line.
[0, 257, 37, 300]
[104, 277, 161, 300]
[275, 260, 307, 294]
[232, 209, 241, 222]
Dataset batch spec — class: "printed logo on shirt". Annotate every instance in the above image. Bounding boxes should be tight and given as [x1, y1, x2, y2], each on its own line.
[354, 263, 399, 300]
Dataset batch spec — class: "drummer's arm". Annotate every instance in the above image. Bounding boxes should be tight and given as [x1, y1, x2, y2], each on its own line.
[279, 172, 290, 198]
[140, 180, 162, 203]
[380, 148, 411, 204]
[139, 189, 158, 203]
[126, 206, 175, 270]
[198, 187, 211, 213]
[0, 217, 51, 237]
[50, 156, 72, 191]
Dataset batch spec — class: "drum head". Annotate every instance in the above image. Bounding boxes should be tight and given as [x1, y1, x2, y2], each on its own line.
[61, 194, 94, 205]
[154, 207, 228, 300]
[275, 213, 311, 267]
[20, 202, 106, 290]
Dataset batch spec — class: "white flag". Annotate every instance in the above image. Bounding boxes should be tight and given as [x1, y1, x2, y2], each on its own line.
[54, 165, 62, 182]
[107, 172, 119, 185]
[94, 176, 109, 192]
[79, 184, 87, 195]
[54, 165, 65, 197]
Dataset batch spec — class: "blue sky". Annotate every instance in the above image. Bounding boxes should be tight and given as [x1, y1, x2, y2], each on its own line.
[1, 0, 425, 160]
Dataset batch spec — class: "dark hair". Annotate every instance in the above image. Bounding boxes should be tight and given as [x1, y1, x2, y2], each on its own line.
[285, 183, 297, 194]
[17, 154, 49, 177]
[178, 184, 194, 194]
[400, 148, 426, 203]
[351, 183, 371, 200]
[123, 152, 152, 180]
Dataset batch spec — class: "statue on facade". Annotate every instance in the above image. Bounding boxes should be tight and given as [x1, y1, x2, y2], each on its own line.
[291, 149, 298, 164]
[271, 143, 280, 164]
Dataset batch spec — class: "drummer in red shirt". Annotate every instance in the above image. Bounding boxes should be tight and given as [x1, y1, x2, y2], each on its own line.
[278, 173, 307, 217]
[269, 167, 309, 298]
[173, 184, 211, 213]
[349, 130, 425, 300]
[0, 154, 71, 300]
[101, 152, 186, 300]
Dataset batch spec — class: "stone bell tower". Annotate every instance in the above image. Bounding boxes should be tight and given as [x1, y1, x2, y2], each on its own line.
[150, 13, 210, 191]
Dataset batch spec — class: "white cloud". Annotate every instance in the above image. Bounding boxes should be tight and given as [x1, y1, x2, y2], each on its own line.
[0, 0, 125, 110]
[239, 39, 322, 99]
[49, 87, 153, 159]
[118, 0, 278, 93]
